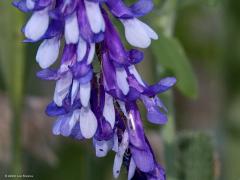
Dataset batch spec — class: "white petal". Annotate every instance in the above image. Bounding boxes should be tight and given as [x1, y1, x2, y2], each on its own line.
[138, 20, 158, 40]
[121, 18, 150, 48]
[53, 71, 72, 106]
[69, 110, 80, 130]
[112, 132, 119, 152]
[79, 107, 97, 139]
[71, 80, 79, 104]
[94, 139, 113, 157]
[116, 68, 129, 95]
[100, 14, 106, 32]
[36, 38, 60, 69]
[128, 157, 136, 180]
[117, 100, 127, 117]
[84, 0, 104, 33]
[79, 82, 91, 107]
[128, 65, 145, 86]
[77, 36, 87, 62]
[61, 110, 80, 136]
[119, 130, 129, 155]
[87, 43, 95, 64]
[26, 0, 35, 9]
[103, 93, 115, 128]
[113, 131, 129, 178]
[24, 8, 49, 41]
[65, 12, 79, 44]
[59, 64, 69, 73]
[113, 153, 123, 178]
[52, 117, 62, 135]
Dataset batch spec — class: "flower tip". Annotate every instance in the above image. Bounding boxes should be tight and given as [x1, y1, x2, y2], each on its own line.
[22, 38, 32, 43]
[161, 77, 177, 87]
[149, 30, 159, 41]
[147, 111, 168, 125]
[79, 108, 98, 139]
[36, 69, 58, 80]
[153, 33, 159, 40]
[12, 1, 18, 7]
[170, 77, 177, 85]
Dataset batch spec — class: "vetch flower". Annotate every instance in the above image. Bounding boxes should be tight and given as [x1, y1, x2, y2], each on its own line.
[14, 0, 176, 179]
[121, 18, 158, 48]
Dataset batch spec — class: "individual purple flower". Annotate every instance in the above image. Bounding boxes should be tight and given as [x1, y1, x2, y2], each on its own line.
[14, 0, 176, 179]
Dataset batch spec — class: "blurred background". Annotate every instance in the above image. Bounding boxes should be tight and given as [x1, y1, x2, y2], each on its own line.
[0, 0, 240, 179]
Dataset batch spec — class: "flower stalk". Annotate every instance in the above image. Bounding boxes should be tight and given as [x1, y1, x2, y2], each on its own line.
[155, 0, 178, 179]
[0, 3, 25, 176]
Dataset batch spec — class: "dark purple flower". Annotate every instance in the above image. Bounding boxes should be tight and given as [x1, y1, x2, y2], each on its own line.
[14, 0, 176, 179]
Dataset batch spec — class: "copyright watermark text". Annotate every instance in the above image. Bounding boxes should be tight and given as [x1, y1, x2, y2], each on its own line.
[4, 174, 34, 178]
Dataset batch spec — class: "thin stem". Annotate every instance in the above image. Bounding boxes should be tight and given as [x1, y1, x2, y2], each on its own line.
[157, 0, 177, 37]
[157, 0, 178, 179]
[0, 3, 25, 176]
[159, 0, 177, 143]
[10, 108, 22, 176]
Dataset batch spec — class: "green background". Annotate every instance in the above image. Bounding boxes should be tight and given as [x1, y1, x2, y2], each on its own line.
[0, 0, 240, 179]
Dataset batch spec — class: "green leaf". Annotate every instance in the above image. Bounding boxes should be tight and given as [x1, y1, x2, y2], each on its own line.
[176, 132, 214, 180]
[151, 34, 198, 98]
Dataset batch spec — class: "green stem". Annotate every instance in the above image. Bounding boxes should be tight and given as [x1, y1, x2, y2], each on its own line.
[0, 2, 25, 176]
[11, 109, 22, 175]
[158, 0, 177, 142]
[157, 0, 177, 37]
[161, 91, 177, 180]
[157, 0, 178, 179]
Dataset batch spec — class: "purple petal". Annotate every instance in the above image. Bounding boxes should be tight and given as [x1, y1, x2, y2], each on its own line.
[130, 145, 155, 173]
[90, 78, 105, 113]
[13, 0, 52, 12]
[141, 96, 168, 125]
[144, 77, 176, 96]
[86, 0, 106, 2]
[95, 117, 113, 141]
[70, 61, 92, 79]
[103, 11, 128, 65]
[126, 87, 142, 101]
[70, 122, 84, 140]
[126, 102, 148, 150]
[147, 107, 168, 125]
[102, 51, 117, 90]
[50, 0, 77, 19]
[77, 0, 103, 43]
[106, 0, 133, 18]
[130, 0, 153, 17]
[78, 70, 93, 84]
[61, 44, 77, 64]
[36, 69, 60, 80]
[60, 117, 72, 137]
[147, 164, 166, 180]
[12, 0, 29, 12]
[127, 74, 145, 93]
[42, 19, 64, 40]
[128, 49, 144, 64]
[45, 101, 67, 117]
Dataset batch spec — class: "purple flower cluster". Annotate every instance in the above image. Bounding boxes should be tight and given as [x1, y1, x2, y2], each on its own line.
[13, 0, 176, 179]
